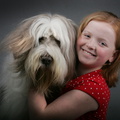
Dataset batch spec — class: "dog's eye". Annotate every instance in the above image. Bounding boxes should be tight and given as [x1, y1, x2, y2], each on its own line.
[50, 35, 60, 47]
[55, 39, 60, 47]
[39, 37, 44, 43]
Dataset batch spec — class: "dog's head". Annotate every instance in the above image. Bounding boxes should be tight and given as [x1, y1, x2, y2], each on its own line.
[5, 14, 77, 94]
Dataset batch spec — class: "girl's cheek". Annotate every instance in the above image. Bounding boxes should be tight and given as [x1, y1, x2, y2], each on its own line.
[77, 37, 82, 45]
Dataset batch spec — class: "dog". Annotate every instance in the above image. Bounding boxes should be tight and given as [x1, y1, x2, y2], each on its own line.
[0, 13, 77, 120]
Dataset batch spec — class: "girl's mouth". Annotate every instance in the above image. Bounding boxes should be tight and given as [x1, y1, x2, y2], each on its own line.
[81, 48, 96, 57]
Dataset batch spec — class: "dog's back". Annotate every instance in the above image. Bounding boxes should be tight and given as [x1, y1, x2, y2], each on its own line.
[0, 53, 29, 120]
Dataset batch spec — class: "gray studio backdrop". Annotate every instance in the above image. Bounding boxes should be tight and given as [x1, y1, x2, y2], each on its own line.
[0, 0, 120, 119]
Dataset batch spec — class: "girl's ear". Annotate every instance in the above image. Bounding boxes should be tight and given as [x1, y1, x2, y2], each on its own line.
[109, 50, 119, 63]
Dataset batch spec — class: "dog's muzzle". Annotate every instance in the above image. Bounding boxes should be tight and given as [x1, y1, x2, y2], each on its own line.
[41, 56, 53, 66]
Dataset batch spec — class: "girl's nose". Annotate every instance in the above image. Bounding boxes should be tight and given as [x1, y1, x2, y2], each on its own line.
[86, 39, 96, 50]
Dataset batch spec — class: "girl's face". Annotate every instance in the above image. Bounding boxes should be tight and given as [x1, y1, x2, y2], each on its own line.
[77, 20, 116, 70]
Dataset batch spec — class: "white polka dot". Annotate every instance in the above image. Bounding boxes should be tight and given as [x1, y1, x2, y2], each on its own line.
[98, 97, 100, 99]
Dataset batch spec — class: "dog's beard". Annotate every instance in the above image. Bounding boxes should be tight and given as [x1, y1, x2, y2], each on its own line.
[35, 67, 54, 94]
[24, 43, 68, 95]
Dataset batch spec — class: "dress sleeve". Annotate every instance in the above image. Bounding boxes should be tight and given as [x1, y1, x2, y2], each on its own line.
[74, 79, 110, 108]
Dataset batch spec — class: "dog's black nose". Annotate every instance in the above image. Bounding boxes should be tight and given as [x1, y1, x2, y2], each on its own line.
[41, 56, 53, 66]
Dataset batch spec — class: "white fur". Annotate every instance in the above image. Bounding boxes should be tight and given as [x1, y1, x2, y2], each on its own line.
[0, 14, 77, 120]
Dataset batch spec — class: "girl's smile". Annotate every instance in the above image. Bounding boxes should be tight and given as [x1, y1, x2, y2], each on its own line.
[81, 47, 97, 57]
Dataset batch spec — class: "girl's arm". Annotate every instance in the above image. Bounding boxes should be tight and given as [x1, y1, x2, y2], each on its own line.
[28, 89, 98, 120]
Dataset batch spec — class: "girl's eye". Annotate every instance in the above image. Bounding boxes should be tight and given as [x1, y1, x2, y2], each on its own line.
[84, 34, 91, 38]
[100, 42, 107, 47]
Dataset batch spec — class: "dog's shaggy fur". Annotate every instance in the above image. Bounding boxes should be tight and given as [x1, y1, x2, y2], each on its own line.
[0, 13, 77, 120]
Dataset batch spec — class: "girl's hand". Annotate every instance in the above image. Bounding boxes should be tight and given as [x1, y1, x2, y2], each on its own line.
[28, 90, 47, 120]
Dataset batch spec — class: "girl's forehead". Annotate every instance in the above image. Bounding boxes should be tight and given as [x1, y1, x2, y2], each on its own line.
[85, 20, 113, 29]
[84, 20, 115, 36]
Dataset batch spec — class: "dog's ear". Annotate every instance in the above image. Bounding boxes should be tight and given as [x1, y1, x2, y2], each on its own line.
[5, 20, 35, 58]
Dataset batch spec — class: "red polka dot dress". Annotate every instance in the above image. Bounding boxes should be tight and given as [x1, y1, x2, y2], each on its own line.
[63, 69, 110, 120]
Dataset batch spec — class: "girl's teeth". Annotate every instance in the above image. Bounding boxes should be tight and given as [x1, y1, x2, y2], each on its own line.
[83, 49, 96, 56]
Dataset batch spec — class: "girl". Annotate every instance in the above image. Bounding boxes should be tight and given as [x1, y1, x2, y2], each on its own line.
[29, 11, 120, 120]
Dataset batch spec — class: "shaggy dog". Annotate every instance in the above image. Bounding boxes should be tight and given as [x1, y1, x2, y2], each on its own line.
[0, 13, 77, 120]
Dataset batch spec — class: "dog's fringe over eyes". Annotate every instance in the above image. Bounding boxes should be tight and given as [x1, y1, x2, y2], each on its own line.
[0, 13, 77, 120]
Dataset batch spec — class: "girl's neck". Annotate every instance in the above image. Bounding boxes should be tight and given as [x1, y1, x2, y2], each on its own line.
[76, 63, 100, 77]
